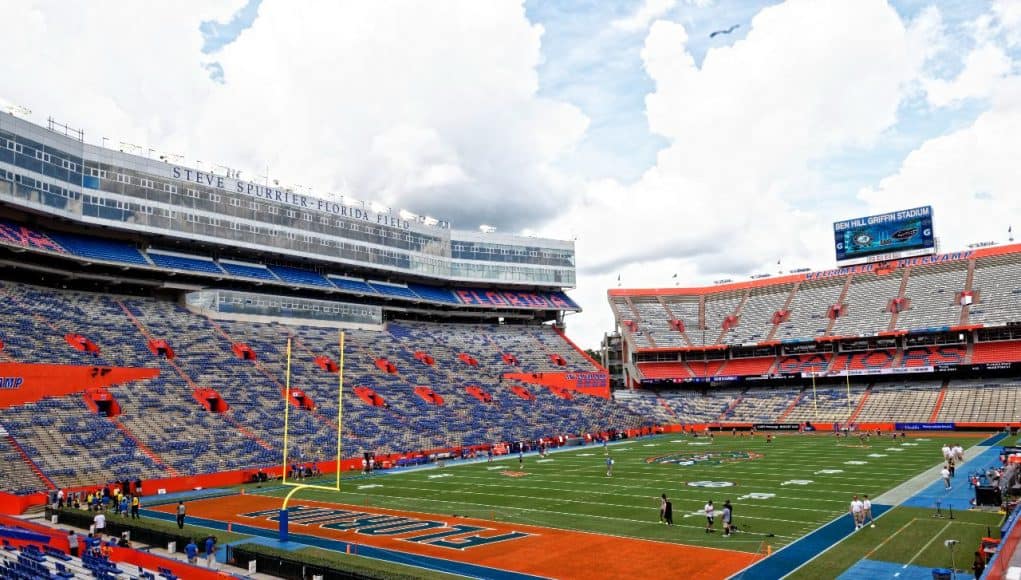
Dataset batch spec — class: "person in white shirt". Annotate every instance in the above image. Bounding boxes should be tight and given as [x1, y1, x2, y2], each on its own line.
[942, 445, 952, 462]
[704, 500, 715, 533]
[954, 444, 964, 462]
[93, 512, 106, 534]
[862, 495, 874, 527]
[850, 495, 864, 530]
[941, 465, 952, 490]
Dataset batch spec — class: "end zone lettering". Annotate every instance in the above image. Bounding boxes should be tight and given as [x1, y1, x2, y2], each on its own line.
[241, 506, 529, 550]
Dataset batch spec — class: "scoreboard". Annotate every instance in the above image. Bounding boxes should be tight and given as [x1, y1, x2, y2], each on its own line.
[834, 206, 935, 264]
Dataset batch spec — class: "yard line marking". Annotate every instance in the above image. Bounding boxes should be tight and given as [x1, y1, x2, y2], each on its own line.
[865, 517, 917, 559]
[903, 520, 952, 568]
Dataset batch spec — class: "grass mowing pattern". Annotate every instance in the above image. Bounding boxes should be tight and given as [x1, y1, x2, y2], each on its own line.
[787, 506, 1004, 579]
[253, 433, 988, 554]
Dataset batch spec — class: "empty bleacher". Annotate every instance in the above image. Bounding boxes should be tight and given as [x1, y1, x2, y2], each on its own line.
[829, 273, 900, 337]
[969, 255, 1021, 326]
[896, 263, 966, 331]
[936, 379, 1021, 423]
[726, 286, 792, 345]
[852, 381, 942, 423]
[774, 279, 845, 341]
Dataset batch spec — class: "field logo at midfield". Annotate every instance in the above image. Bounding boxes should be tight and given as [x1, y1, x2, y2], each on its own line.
[647, 450, 762, 467]
[241, 506, 530, 550]
[686, 481, 735, 488]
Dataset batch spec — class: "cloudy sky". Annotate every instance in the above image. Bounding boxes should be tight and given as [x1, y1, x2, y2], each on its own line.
[3, 0, 1020, 349]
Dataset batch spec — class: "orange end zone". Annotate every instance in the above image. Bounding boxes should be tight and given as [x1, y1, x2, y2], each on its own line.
[154, 494, 761, 579]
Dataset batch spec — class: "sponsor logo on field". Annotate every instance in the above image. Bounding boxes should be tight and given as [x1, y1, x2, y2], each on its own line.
[686, 481, 735, 488]
[647, 450, 762, 467]
[738, 492, 775, 500]
[242, 506, 530, 549]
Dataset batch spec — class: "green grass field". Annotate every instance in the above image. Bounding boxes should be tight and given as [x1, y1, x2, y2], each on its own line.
[253, 432, 990, 555]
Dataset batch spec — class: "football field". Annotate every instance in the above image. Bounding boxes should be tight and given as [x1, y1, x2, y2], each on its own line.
[257, 432, 984, 553]
[138, 431, 1005, 580]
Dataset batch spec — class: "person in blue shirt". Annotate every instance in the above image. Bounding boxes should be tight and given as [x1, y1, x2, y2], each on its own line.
[185, 539, 198, 564]
[204, 536, 216, 568]
[119, 496, 129, 517]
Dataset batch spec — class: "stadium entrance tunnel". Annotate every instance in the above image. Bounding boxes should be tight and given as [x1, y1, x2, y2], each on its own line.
[64, 333, 100, 355]
[414, 386, 444, 405]
[146, 339, 175, 359]
[231, 342, 257, 360]
[288, 388, 315, 410]
[314, 355, 339, 373]
[193, 387, 229, 413]
[83, 387, 120, 417]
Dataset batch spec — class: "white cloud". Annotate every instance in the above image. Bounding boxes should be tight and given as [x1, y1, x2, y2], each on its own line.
[924, 44, 1012, 107]
[0, 0, 588, 232]
[858, 75, 1021, 250]
[548, 0, 940, 347]
[612, 0, 678, 33]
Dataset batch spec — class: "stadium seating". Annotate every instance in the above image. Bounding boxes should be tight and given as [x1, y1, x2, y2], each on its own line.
[828, 273, 900, 337]
[267, 266, 332, 288]
[703, 292, 742, 345]
[0, 540, 167, 580]
[896, 263, 967, 331]
[852, 381, 942, 423]
[725, 387, 802, 422]
[146, 251, 225, 275]
[774, 279, 845, 341]
[971, 340, 1021, 363]
[936, 379, 1021, 422]
[328, 275, 378, 295]
[0, 282, 641, 494]
[45, 231, 149, 266]
[630, 298, 686, 348]
[725, 286, 792, 345]
[782, 384, 865, 423]
[969, 255, 1021, 326]
[218, 260, 278, 281]
[406, 283, 460, 304]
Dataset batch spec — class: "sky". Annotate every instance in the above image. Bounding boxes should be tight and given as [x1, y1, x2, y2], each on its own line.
[2, 0, 1020, 349]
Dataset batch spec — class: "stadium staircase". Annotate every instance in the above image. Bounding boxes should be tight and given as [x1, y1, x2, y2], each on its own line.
[775, 390, 805, 422]
[886, 268, 911, 332]
[846, 384, 873, 424]
[718, 393, 745, 421]
[1, 433, 55, 491]
[657, 297, 693, 346]
[108, 419, 179, 477]
[823, 275, 854, 336]
[961, 257, 976, 325]
[765, 282, 800, 342]
[928, 380, 949, 422]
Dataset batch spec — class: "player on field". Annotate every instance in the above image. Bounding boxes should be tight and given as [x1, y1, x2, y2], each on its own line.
[704, 500, 715, 533]
[605, 455, 614, 477]
[862, 495, 874, 527]
[722, 500, 733, 537]
[941, 465, 952, 491]
[659, 494, 667, 523]
[850, 495, 863, 530]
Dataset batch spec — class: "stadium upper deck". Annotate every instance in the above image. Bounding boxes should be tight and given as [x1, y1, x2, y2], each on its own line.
[0, 113, 575, 288]
[608, 245, 1021, 384]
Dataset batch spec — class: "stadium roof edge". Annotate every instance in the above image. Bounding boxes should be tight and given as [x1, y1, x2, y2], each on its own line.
[607, 243, 1021, 297]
